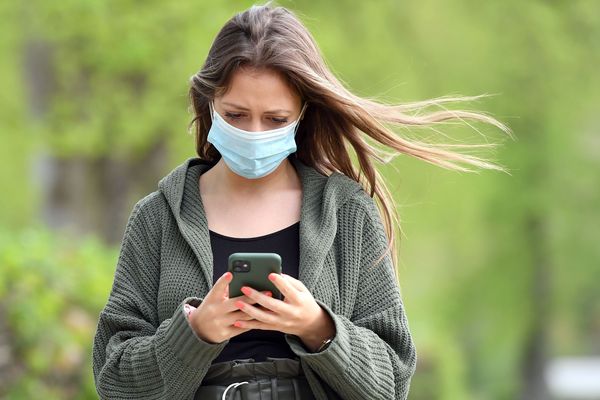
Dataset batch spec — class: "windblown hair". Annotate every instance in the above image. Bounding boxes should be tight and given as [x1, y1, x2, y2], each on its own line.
[187, 1, 513, 280]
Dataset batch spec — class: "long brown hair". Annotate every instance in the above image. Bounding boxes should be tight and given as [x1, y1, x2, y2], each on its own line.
[187, 1, 513, 280]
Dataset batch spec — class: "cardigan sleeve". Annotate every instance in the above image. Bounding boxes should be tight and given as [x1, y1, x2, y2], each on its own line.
[92, 196, 228, 400]
[285, 191, 417, 400]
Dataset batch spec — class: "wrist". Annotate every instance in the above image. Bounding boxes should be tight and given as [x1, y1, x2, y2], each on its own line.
[315, 337, 333, 353]
[300, 306, 336, 352]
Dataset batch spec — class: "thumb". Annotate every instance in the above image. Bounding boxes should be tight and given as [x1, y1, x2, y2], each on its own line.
[208, 271, 232, 301]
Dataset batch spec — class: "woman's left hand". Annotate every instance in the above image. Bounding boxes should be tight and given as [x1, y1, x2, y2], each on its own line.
[233, 273, 336, 352]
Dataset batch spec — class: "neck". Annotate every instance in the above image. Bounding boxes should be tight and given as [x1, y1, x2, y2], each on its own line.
[206, 157, 300, 197]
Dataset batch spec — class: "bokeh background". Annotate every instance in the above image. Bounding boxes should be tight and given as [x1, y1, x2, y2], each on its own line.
[1, 1, 599, 399]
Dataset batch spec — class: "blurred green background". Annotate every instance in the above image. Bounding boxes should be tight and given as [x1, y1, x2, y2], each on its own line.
[1, 1, 599, 399]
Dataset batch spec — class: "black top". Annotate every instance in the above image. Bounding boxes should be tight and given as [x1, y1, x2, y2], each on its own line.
[209, 221, 301, 363]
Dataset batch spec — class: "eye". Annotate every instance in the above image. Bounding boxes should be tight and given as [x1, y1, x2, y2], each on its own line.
[271, 117, 288, 125]
[224, 112, 244, 120]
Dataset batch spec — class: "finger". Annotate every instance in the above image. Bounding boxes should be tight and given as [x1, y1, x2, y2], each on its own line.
[234, 301, 279, 325]
[268, 273, 300, 302]
[225, 310, 255, 325]
[224, 291, 272, 312]
[207, 272, 232, 301]
[281, 273, 307, 292]
[240, 286, 290, 314]
[229, 325, 253, 338]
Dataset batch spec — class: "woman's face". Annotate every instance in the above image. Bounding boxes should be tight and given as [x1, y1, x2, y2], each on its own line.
[213, 67, 303, 132]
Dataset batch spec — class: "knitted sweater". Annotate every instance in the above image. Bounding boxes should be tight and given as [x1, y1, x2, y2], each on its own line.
[92, 155, 417, 399]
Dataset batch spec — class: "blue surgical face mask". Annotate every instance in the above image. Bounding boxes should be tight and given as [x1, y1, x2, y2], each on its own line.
[207, 101, 308, 179]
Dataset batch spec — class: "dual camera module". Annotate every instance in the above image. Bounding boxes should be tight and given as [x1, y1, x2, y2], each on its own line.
[232, 259, 251, 272]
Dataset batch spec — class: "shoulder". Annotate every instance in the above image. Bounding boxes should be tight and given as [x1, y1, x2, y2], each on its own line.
[293, 157, 368, 211]
[124, 191, 168, 239]
[293, 158, 386, 230]
[330, 173, 381, 222]
[321, 170, 374, 210]
[132, 190, 168, 216]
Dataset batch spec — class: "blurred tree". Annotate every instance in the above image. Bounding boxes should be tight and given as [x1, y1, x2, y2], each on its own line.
[18, 1, 234, 243]
[0, 0, 598, 399]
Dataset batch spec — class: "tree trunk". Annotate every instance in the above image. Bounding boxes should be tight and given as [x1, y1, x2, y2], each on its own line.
[35, 140, 168, 245]
[519, 215, 551, 400]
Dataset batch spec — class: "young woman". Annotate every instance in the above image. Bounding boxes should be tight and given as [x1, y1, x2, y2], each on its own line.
[92, 2, 511, 399]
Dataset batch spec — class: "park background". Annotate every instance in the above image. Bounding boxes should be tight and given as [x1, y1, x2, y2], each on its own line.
[0, 1, 598, 399]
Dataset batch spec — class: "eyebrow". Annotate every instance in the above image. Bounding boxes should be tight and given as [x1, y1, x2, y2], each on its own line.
[222, 101, 292, 114]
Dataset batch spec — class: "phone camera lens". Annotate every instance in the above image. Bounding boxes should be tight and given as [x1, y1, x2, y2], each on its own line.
[233, 260, 250, 272]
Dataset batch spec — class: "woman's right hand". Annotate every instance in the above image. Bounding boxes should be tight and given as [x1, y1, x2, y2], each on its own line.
[187, 271, 271, 344]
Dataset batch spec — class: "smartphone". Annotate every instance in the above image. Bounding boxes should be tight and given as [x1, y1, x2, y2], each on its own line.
[227, 252, 282, 300]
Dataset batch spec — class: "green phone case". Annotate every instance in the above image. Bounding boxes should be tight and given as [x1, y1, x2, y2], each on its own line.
[227, 252, 283, 300]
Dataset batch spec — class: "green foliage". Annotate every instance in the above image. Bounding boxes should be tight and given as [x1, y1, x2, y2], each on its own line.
[0, 0, 598, 398]
[0, 226, 117, 399]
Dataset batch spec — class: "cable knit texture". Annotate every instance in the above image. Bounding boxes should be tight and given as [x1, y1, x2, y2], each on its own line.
[92, 155, 417, 399]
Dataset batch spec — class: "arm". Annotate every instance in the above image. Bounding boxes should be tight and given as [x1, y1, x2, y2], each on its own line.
[285, 192, 417, 400]
[92, 196, 228, 399]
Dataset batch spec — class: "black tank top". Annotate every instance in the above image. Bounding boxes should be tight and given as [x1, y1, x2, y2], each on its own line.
[209, 221, 301, 364]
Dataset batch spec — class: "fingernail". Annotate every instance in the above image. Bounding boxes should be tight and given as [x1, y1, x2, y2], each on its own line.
[265, 291, 272, 297]
[268, 273, 276, 281]
[241, 286, 251, 296]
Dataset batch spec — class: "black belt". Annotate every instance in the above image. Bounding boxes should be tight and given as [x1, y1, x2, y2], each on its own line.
[194, 357, 316, 400]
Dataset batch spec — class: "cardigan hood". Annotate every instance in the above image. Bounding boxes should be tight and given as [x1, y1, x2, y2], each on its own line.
[156, 154, 364, 293]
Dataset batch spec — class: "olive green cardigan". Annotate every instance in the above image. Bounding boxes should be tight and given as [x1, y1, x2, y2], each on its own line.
[92, 155, 417, 399]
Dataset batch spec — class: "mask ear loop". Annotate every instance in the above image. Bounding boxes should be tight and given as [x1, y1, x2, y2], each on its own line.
[299, 102, 308, 121]
[208, 100, 215, 122]
[293, 102, 308, 136]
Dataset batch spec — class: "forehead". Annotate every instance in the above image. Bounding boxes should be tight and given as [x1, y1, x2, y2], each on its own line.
[219, 66, 300, 108]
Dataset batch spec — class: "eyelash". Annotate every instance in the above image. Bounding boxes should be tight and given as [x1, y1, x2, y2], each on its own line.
[225, 112, 288, 125]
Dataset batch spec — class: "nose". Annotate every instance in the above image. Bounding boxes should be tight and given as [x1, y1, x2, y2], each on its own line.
[248, 117, 269, 132]
[247, 119, 265, 132]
